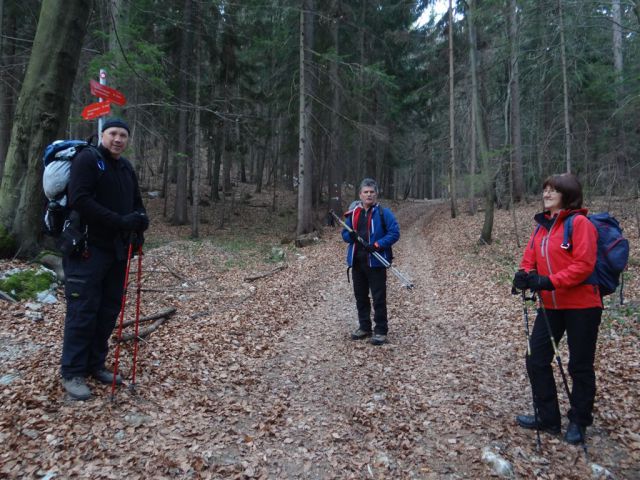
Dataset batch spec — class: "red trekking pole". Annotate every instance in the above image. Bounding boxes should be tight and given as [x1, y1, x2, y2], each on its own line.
[130, 237, 143, 392]
[111, 237, 135, 401]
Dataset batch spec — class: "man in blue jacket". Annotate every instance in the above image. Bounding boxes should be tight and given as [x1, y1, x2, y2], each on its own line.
[342, 178, 400, 345]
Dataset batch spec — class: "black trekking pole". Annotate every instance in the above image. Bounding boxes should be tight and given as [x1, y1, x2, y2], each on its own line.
[329, 210, 414, 289]
[534, 289, 589, 458]
[111, 237, 135, 401]
[512, 284, 542, 450]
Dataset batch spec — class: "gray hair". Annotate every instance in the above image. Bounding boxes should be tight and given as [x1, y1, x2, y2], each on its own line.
[359, 178, 378, 194]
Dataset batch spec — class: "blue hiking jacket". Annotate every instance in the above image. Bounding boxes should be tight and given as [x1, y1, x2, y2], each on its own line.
[341, 203, 400, 267]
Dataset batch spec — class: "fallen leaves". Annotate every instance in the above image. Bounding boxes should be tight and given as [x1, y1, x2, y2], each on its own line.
[0, 194, 638, 478]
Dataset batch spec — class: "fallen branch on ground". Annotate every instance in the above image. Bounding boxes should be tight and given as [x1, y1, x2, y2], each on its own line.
[139, 287, 201, 293]
[244, 265, 287, 282]
[0, 290, 17, 303]
[118, 317, 167, 342]
[121, 307, 176, 328]
[117, 307, 177, 342]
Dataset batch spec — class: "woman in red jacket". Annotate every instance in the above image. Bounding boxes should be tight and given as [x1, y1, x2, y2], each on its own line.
[512, 173, 601, 445]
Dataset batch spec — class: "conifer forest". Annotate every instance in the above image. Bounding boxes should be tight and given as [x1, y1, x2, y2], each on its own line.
[0, 1, 639, 478]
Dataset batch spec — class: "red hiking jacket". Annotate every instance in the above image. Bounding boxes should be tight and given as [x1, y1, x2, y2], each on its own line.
[520, 208, 602, 310]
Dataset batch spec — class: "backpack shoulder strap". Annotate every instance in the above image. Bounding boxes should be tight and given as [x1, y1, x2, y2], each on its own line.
[378, 205, 387, 234]
[561, 211, 586, 251]
[562, 215, 574, 250]
[528, 224, 542, 249]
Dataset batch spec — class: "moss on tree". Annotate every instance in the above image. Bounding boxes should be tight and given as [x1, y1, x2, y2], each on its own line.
[0, 225, 17, 258]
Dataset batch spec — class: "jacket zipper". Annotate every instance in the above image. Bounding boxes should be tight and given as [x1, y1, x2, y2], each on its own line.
[542, 216, 559, 308]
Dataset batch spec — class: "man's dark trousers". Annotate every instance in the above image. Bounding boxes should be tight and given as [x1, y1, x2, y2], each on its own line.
[352, 256, 388, 335]
[61, 246, 127, 378]
[526, 307, 602, 427]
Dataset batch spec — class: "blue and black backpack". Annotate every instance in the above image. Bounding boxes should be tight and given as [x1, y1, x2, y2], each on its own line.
[42, 139, 104, 236]
[562, 212, 630, 302]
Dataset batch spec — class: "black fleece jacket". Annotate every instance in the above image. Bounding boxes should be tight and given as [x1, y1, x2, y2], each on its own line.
[68, 145, 145, 252]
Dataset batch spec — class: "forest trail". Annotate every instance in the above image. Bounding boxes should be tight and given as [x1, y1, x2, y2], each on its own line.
[0, 200, 638, 479]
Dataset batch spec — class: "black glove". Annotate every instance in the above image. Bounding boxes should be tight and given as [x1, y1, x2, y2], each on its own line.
[119, 212, 148, 232]
[138, 212, 150, 231]
[364, 244, 375, 253]
[512, 270, 528, 290]
[348, 230, 359, 243]
[526, 273, 555, 291]
[132, 231, 144, 255]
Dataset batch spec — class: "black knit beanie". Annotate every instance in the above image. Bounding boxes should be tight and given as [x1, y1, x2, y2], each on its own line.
[102, 118, 130, 134]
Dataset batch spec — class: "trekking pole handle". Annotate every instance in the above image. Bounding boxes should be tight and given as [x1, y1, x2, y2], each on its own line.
[330, 210, 414, 289]
[329, 210, 366, 245]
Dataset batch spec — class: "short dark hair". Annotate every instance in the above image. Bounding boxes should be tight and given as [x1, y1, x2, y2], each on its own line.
[359, 178, 378, 193]
[543, 173, 583, 209]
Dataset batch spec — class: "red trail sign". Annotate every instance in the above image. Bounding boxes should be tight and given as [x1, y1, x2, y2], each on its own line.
[81, 101, 111, 120]
[90, 79, 127, 106]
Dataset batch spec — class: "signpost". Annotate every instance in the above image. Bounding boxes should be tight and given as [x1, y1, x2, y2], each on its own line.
[97, 69, 107, 139]
[90, 79, 126, 106]
[81, 69, 127, 143]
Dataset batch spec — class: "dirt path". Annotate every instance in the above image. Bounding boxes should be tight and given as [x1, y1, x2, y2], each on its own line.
[242, 202, 448, 478]
[207, 202, 498, 478]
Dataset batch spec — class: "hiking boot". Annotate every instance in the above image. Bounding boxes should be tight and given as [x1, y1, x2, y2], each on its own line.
[516, 414, 560, 434]
[370, 334, 387, 346]
[91, 368, 123, 385]
[564, 422, 586, 445]
[62, 377, 91, 401]
[351, 328, 372, 340]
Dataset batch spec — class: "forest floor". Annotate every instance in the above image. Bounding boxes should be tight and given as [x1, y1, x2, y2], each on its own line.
[0, 187, 639, 479]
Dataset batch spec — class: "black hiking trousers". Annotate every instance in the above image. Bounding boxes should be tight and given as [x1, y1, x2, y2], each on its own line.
[60, 245, 127, 379]
[352, 255, 388, 335]
[526, 307, 602, 428]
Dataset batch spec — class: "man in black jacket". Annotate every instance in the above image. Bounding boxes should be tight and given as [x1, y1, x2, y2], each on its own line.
[60, 118, 149, 400]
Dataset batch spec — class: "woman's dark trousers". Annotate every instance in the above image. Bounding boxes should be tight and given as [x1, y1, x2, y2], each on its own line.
[526, 307, 602, 427]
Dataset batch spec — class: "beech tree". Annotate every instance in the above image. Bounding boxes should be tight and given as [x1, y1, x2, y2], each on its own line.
[0, 0, 92, 255]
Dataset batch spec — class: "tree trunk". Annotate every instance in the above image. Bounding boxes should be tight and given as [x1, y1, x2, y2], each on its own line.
[328, 0, 343, 218]
[354, 0, 367, 194]
[467, 0, 494, 244]
[172, 0, 193, 225]
[448, 0, 458, 218]
[191, 19, 201, 239]
[508, 0, 524, 202]
[297, 0, 314, 236]
[0, 0, 91, 255]
[557, 0, 571, 172]
[211, 119, 223, 201]
[612, 0, 627, 183]
[0, 1, 17, 179]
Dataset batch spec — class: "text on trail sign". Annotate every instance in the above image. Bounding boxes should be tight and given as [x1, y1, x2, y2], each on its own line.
[89, 79, 127, 106]
[81, 101, 111, 120]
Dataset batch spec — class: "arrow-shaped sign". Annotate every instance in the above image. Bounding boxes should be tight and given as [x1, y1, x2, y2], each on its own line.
[81, 101, 111, 120]
[90, 79, 126, 106]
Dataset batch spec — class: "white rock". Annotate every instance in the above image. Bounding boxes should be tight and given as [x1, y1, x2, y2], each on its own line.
[481, 447, 513, 478]
[591, 463, 615, 478]
[25, 311, 44, 322]
[36, 291, 58, 304]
